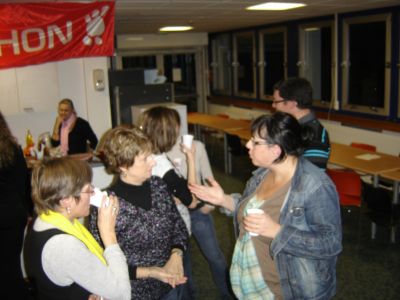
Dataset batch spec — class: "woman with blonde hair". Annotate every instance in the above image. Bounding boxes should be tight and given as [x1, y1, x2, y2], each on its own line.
[51, 98, 98, 155]
[139, 106, 233, 300]
[26, 157, 130, 300]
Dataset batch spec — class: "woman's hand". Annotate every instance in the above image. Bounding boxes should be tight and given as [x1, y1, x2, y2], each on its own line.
[163, 250, 187, 288]
[52, 116, 63, 140]
[97, 194, 119, 247]
[137, 266, 175, 284]
[189, 178, 227, 207]
[243, 212, 281, 239]
[180, 143, 196, 158]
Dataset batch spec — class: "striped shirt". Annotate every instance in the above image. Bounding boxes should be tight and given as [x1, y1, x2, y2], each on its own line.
[299, 112, 330, 170]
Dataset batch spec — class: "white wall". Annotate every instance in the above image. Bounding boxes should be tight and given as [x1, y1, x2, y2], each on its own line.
[3, 57, 112, 147]
[209, 103, 400, 156]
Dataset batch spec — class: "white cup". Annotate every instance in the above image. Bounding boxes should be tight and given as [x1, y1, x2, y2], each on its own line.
[246, 208, 264, 236]
[182, 134, 194, 149]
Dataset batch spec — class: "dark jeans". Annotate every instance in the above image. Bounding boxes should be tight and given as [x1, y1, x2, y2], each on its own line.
[161, 287, 178, 300]
[177, 244, 195, 299]
[1, 213, 31, 300]
[190, 209, 233, 299]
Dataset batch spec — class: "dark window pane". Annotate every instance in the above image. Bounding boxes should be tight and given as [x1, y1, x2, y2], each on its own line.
[122, 56, 156, 69]
[211, 35, 232, 95]
[348, 21, 385, 107]
[263, 32, 284, 95]
[164, 54, 197, 111]
[320, 27, 332, 102]
[237, 35, 254, 94]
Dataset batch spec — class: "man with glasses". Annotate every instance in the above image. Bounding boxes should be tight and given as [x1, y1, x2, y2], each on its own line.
[272, 77, 330, 170]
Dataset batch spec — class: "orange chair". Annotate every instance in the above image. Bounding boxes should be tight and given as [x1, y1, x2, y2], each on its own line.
[327, 168, 362, 210]
[350, 142, 376, 152]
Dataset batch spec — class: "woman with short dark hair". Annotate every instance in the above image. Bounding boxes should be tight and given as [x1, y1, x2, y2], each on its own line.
[190, 112, 342, 300]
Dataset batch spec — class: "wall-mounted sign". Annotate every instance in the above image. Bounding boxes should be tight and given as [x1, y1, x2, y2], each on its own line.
[0, 1, 115, 69]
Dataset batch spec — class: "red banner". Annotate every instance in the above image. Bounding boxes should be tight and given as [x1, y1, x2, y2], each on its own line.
[0, 1, 115, 69]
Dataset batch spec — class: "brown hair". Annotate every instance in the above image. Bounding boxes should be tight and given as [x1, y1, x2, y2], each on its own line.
[31, 157, 92, 214]
[138, 106, 180, 154]
[101, 126, 152, 174]
[0, 111, 18, 168]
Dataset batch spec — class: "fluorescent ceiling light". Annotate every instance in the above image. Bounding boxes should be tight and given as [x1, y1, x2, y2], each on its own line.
[305, 27, 320, 32]
[159, 26, 193, 32]
[126, 36, 144, 41]
[247, 2, 306, 11]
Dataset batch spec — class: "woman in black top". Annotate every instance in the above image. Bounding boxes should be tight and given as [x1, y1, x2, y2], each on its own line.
[89, 126, 188, 300]
[0, 111, 31, 299]
[51, 98, 98, 155]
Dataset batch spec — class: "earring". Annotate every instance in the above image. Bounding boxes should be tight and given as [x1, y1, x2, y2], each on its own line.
[66, 207, 71, 214]
[121, 171, 127, 178]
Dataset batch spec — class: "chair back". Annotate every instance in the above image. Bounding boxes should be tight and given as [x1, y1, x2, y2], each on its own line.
[227, 134, 245, 156]
[361, 181, 400, 226]
[361, 181, 391, 214]
[350, 142, 376, 152]
[327, 168, 362, 207]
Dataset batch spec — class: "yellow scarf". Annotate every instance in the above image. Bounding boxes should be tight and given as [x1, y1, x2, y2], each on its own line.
[39, 210, 106, 265]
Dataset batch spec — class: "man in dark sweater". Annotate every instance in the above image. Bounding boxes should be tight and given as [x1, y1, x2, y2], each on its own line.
[272, 78, 330, 170]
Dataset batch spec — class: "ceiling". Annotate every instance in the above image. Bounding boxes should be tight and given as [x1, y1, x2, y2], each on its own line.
[4, 0, 400, 34]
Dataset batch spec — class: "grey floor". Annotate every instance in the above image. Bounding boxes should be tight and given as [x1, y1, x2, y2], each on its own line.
[189, 137, 400, 300]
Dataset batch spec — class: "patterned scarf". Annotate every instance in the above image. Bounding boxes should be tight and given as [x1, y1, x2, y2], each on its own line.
[39, 210, 106, 265]
[60, 113, 77, 155]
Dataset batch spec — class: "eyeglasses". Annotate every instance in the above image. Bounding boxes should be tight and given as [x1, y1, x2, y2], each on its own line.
[249, 137, 270, 147]
[272, 99, 287, 104]
[80, 185, 95, 196]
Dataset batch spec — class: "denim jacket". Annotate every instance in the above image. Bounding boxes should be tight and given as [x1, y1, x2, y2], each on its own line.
[229, 157, 342, 299]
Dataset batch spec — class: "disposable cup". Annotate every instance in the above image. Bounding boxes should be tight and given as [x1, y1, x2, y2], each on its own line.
[182, 134, 194, 149]
[246, 208, 264, 236]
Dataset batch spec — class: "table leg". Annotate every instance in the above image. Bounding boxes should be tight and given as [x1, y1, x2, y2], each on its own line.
[393, 181, 399, 205]
[224, 134, 229, 174]
[373, 174, 379, 187]
[390, 181, 399, 243]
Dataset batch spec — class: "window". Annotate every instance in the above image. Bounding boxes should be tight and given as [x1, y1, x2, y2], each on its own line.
[210, 34, 232, 95]
[398, 17, 400, 119]
[233, 31, 256, 97]
[342, 14, 391, 116]
[259, 28, 287, 100]
[122, 55, 157, 69]
[164, 53, 197, 111]
[299, 22, 334, 107]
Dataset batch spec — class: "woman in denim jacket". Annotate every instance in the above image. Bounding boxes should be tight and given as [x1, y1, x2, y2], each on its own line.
[190, 112, 342, 300]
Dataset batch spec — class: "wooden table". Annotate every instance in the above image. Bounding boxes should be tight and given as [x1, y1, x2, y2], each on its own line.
[187, 113, 250, 173]
[329, 142, 400, 185]
[330, 143, 400, 242]
[224, 127, 252, 141]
